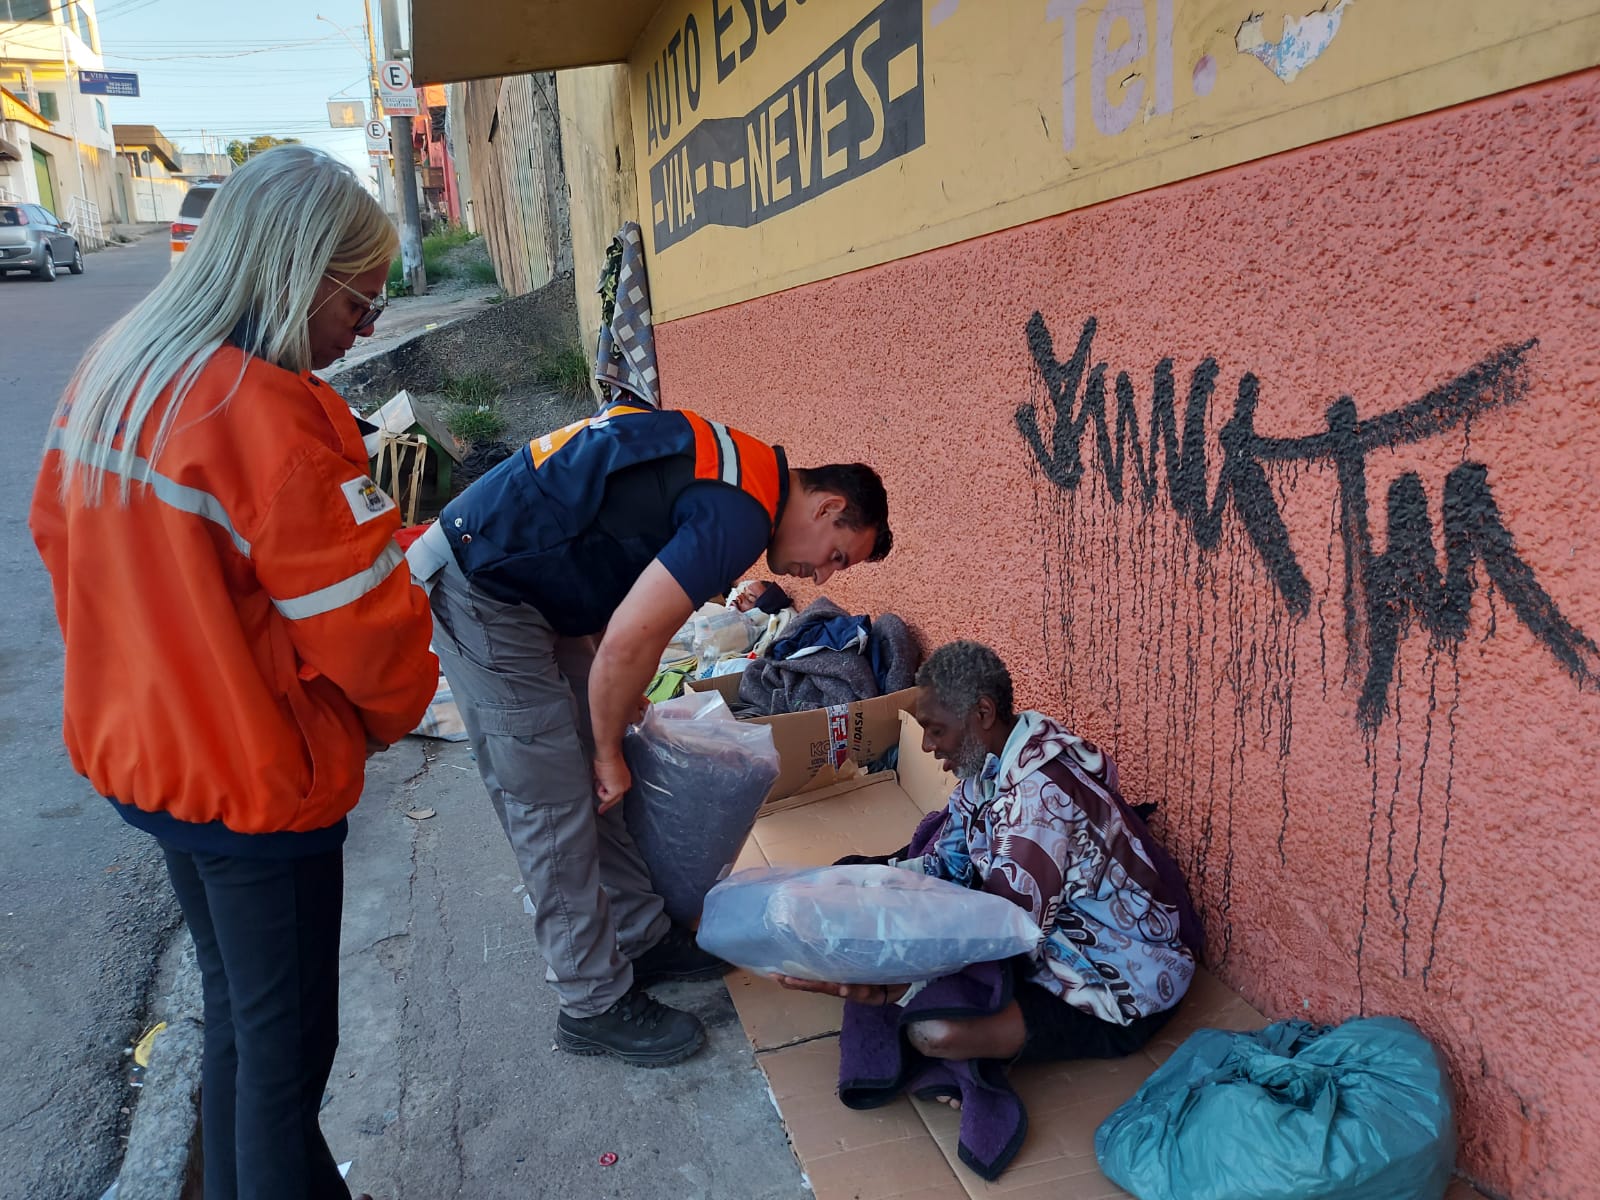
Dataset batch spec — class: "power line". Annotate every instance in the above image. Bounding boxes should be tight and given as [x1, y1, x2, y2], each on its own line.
[101, 32, 343, 60]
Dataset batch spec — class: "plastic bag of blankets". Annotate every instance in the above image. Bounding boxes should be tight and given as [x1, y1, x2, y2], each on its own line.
[621, 691, 780, 925]
[696, 864, 1042, 983]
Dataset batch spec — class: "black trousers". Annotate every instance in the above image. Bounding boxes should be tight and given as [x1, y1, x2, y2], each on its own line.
[1013, 973, 1178, 1065]
[161, 844, 352, 1200]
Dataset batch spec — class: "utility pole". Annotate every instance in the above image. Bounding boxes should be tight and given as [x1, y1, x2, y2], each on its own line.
[59, 25, 90, 216]
[378, 0, 425, 295]
[360, 0, 394, 216]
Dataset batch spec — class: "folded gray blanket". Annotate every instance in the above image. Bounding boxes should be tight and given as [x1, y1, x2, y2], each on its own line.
[738, 597, 922, 715]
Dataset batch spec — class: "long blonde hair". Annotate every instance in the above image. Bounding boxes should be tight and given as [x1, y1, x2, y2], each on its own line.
[53, 144, 398, 502]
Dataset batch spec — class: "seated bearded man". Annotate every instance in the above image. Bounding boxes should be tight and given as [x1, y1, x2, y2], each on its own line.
[779, 639, 1201, 1078]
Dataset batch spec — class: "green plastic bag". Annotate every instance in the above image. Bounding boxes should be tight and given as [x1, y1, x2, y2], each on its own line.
[1095, 1017, 1455, 1200]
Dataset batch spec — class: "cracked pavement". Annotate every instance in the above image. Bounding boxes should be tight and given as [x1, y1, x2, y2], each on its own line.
[321, 738, 812, 1199]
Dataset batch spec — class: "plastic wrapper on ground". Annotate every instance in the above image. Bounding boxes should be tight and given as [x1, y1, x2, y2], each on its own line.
[695, 864, 1042, 984]
[621, 691, 781, 925]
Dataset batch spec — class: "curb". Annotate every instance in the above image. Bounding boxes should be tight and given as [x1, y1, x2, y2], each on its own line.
[109, 931, 204, 1200]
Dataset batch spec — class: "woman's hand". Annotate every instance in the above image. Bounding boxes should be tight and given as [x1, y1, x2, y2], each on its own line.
[773, 975, 911, 1006]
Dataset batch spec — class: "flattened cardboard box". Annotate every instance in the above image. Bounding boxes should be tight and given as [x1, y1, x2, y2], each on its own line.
[687, 673, 918, 812]
[727, 712, 1491, 1200]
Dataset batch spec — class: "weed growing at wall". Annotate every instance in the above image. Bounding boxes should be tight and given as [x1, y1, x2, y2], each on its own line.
[533, 345, 595, 398]
[442, 370, 507, 442]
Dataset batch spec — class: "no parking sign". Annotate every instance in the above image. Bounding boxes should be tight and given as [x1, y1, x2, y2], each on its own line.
[379, 60, 419, 118]
[365, 118, 390, 157]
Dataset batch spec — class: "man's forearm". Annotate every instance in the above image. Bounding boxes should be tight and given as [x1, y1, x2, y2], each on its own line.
[588, 637, 660, 763]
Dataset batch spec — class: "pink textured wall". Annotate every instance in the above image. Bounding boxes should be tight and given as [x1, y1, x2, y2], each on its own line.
[658, 71, 1600, 1199]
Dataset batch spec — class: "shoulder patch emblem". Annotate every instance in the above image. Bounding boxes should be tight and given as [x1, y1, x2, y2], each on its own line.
[341, 475, 397, 525]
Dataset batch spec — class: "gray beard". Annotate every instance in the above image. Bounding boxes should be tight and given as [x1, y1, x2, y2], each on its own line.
[952, 732, 989, 780]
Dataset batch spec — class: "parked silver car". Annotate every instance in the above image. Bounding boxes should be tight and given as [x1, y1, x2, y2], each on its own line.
[0, 203, 84, 281]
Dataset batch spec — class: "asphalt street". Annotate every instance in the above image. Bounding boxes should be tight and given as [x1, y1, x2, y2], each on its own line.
[0, 232, 814, 1199]
[0, 231, 180, 1200]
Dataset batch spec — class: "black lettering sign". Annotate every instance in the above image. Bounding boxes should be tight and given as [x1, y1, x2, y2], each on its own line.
[649, 0, 924, 251]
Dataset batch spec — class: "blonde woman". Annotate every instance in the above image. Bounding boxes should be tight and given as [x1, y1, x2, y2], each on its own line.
[29, 145, 437, 1200]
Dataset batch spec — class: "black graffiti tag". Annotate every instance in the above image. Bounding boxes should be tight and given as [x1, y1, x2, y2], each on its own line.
[1015, 315, 1598, 728]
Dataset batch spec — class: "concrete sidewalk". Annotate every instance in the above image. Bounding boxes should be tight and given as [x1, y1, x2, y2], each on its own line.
[119, 736, 811, 1200]
[324, 283, 502, 380]
[332, 738, 811, 1199]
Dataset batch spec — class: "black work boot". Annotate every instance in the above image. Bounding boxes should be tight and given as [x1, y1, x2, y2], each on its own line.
[630, 922, 732, 987]
[555, 984, 706, 1067]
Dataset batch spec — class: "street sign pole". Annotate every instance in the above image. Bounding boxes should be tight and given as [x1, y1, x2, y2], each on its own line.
[379, 0, 426, 296]
[362, 0, 395, 217]
[59, 26, 91, 222]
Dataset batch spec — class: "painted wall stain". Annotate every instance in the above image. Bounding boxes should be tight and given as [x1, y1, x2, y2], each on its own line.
[1237, 0, 1352, 83]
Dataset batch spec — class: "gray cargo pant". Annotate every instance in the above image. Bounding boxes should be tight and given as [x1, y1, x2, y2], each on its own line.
[409, 529, 669, 1017]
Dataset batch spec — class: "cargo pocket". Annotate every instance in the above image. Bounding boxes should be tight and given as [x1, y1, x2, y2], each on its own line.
[471, 698, 593, 812]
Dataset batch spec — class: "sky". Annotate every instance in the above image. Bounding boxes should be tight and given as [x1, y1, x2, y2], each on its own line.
[92, 0, 397, 180]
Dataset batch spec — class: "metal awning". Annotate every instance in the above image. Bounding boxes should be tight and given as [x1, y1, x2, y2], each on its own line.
[0, 136, 22, 162]
[410, 0, 663, 83]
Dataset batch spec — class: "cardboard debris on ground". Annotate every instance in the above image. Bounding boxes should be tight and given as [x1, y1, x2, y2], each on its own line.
[687, 674, 917, 813]
[723, 710, 1490, 1200]
[365, 389, 466, 463]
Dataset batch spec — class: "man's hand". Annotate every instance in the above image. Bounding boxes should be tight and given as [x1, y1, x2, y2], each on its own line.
[594, 752, 632, 812]
[773, 975, 911, 1006]
[588, 560, 694, 801]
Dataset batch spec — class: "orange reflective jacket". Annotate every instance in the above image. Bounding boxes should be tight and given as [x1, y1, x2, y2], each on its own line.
[29, 346, 438, 835]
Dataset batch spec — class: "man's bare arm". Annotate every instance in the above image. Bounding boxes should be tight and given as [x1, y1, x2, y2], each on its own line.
[589, 559, 695, 810]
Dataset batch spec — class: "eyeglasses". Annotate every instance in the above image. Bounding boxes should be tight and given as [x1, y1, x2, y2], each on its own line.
[319, 274, 387, 333]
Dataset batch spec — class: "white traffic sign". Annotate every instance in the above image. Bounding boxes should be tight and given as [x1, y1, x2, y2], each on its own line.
[379, 59, 419, 117]
[364, 118, 390, 156]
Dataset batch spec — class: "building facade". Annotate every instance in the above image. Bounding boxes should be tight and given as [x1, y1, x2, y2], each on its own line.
[113, 123, 185, 222]
[0, 0, 120, 228]
[416, 4, 1600, 1196]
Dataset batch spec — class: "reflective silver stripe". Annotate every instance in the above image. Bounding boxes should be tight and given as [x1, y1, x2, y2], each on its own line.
[273, 543, 405, 620]
[708, 420, 740, 487]
[44, 428, 252, 556]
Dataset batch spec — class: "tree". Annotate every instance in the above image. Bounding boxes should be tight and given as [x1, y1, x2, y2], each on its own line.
[224, 135, 301, 166]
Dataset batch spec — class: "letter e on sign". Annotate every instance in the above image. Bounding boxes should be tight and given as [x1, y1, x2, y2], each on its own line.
[380, 59, 420, 117]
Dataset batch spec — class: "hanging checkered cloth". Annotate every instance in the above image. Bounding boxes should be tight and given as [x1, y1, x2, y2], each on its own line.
[594, 222, 660, 410]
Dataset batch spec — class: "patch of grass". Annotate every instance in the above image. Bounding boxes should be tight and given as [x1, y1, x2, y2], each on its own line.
[467, 258, 498, 285]
[419, 225, 480, 281]
[446, 404, 507, 442]
[532, 344, 593, 398]
[441, 371, 507, 443]
[423, 224, 478, 254]
[441, 370, 502, 409]
[386, 259, 408, 296]
[485, 292, 506, 305]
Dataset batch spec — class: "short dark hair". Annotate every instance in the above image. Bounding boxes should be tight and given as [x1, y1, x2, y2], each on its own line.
[915, 640, 1015, 721]
[795, 463, 893, 561]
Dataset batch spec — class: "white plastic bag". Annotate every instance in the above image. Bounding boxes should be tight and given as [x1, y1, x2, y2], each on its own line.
[691, 609, 761, 662]
[696, 865, 1043, 983]
[621, 692, 781, 924]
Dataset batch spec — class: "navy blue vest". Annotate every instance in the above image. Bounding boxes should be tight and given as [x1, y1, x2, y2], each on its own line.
[440, 406, 787, 636]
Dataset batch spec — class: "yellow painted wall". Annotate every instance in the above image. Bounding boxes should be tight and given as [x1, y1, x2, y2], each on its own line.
[557, 64, 640, 378]
[628, 0, 1600, 320]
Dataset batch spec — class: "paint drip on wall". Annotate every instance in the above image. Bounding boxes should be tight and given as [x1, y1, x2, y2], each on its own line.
[1016, 312, 1596, 1002]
